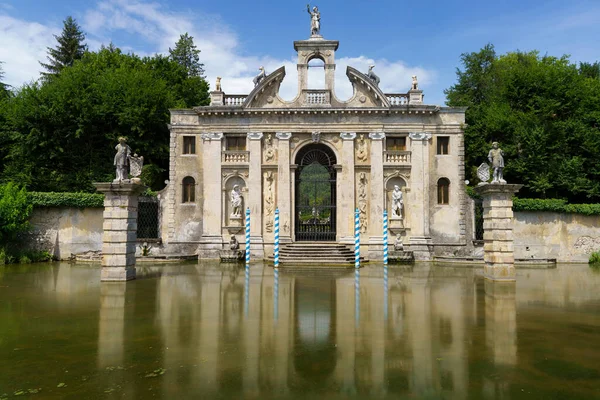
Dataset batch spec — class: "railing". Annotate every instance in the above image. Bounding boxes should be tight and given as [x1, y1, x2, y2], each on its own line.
[304, 90, 330, 106]
[222, 150, 249, 163]
[384, 151, 411, 164]
[386, 93, 409, 106]
[223, 94, 247, 106]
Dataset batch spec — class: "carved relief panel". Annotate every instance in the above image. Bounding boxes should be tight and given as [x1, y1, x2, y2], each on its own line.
[355, 133, 369, 164]
[356, 171, 369, 234]
[263, 171, 276, 233]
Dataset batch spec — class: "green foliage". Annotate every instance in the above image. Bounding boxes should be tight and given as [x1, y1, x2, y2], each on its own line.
[0, 183, 32, 244]
[40, 16, 87, 79]
[0, 249, 53, 265]
[169, 33, 205, 78]
[446, 45, 600, 202]
[465, 186, 481, 200]
[589, 251, 600, 266]
[28, 192, 104, 208]
[0, 61, 9, 98]
[1, 42, 209, 191]
[512, 198, 600, 215]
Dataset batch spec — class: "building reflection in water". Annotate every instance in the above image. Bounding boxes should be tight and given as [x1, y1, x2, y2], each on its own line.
[91, 263, 530, 397]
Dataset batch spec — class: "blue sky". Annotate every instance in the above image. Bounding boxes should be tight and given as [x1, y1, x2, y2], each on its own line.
[1, 0, 599, 105]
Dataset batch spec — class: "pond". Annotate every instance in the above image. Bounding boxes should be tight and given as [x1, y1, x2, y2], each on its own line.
[0, 262, 599, 399]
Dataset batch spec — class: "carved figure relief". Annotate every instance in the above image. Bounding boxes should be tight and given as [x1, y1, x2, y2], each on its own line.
[264, 133, 276, 163]
[312, 131, 321, 143]
[356, 133, 368, 162]
[264, 171, 275, 232]
[357, 172, 368, 233]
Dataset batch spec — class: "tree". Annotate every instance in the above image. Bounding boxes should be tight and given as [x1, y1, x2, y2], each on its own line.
[169, 33, 205, 77]
[446, 45, 600, 202]
[0, 61, 9, 98]
[40, 16, 87, 79]
[0, 182, 32, 246]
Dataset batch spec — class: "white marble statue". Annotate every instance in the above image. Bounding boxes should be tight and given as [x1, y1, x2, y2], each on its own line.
[411, 75, 418, 90]
[356, 133, 368, 162]
[230, 185, 242, 217]
[215, 76, 222, 91]
[391, 185, 403, 219]
[114, 136, 131, 181]
[488, 142, 506, 184]
[264, 133, 275, 162]
[307, 4, 321, 36]
[253, 67, 266, 86]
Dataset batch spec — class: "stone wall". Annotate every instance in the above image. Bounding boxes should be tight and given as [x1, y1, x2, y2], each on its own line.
[513, 211, 600, 262]
[26, 208, 103, 259]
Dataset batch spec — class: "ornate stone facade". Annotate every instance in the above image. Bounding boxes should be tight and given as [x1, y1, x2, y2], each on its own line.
[163, 31, 467, 260]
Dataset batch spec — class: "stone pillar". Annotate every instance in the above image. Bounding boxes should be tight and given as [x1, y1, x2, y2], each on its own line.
[485, 280, 517, 366]
[94, 181, 146, 281]
[338, 132, 356, 243]
[201, 132, 224, 256]
[247, 132, 264, 258]
[368, 132, 385, 260]
[474, 184, 522, 281]
[408, 132, 433, 260]
[276, 132, 292, 242]
[97, 283, 126, 367]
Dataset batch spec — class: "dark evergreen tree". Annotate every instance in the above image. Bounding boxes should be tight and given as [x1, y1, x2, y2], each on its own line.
[0, 62, 9, 98]
[40, 16, 87, 79]
[169, 33, 205, 77]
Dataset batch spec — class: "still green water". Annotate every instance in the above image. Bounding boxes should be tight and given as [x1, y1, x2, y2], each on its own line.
[0, 262, 599, 399]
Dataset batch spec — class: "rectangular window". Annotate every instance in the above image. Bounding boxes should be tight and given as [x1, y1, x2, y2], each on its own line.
[437, 136, 449, 155]
[386, 137, 406, 151]
[226, 136, 246, 151]
[183, 136, 196, 154]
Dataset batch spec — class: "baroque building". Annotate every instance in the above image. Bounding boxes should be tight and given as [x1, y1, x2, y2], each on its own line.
[163, 29, 467, 261]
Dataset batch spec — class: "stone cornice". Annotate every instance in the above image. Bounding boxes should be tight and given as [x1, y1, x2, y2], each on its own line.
[192, 106, 444, 117]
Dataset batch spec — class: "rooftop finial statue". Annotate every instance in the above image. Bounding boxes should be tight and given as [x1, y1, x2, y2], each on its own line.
[488, 142, 506, 184]
[307, 4, 321, 36]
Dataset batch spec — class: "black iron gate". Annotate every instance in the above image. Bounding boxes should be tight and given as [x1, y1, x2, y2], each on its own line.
[137, 196, 160, 239]
[295, 144, 337, 241]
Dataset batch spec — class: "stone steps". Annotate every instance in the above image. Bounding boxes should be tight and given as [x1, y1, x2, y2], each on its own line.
[272, 243, 367, 266]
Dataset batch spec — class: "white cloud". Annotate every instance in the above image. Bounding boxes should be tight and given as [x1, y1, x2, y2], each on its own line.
[0, 15, 58, 87]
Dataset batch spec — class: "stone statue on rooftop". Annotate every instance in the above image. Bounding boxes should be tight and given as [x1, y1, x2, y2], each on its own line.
[367, 65, 380, 86]
[253, 66, 266, 86]
[411, 75, 418, 90]
[230, 185, 243, 216]
[488, 142, 506, 184]
[114, 136, 131, 181]
[391, 185, 403, 219]
[215, 76, 222, 91]
[307, 4, 321, 36]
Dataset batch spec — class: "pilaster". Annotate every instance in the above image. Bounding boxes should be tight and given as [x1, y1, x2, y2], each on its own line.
[247, 132, 264, 258]
[276, 132, 292, 242]
[338, 132, 356, 243]
[201, 132, 224, 257]
[368, 132, 385, 260]
[94, 181, 146, 281]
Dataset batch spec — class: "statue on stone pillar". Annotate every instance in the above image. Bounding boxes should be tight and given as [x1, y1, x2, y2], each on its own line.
[391, 185, 403, 219]
[230, 185, 243, 217]
[488, 142, 506, 184]
[307, 4, 321, 36]
[114, 137, 131, 182]
[411, 75, 418, 90]
[215, 76, 222, 92]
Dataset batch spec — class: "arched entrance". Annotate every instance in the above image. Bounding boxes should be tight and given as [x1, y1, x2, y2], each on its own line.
[295, 144, 337, 241]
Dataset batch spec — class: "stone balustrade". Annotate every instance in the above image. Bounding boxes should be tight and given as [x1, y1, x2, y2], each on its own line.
[386, 93, 409, 106]
[304, 90, 330, 105]
[223, 95, 247, 106]
[222, 150, 250, 164]
[384, 151, 411, 164]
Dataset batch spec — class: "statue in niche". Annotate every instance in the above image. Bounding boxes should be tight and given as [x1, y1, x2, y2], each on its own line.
[411, 75, 418, 90]
[230, 185, 243, 217]
[264, 133, 275, 162]
[488, 142, 506, 184]
[307, 4, 321, 36]
[215, 76, 222, 92]
[358, 172, 368, 233]
[356, 133, 368, 162]
[253, 66, 266, 86]
[367, 65, 380, 86]
[229, 235, 240, 250]
[391, 185, 403, 219]
[265, 172, 275, 232]
[114, 136, 132, 181]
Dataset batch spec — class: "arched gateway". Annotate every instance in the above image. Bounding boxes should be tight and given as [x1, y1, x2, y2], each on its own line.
[295, 144, 337, 241]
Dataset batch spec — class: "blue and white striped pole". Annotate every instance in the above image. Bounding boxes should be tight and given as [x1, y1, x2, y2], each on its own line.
[244, 265, 249, 318]
[274, 266, 279, 322]
[274, 208, 280, 268]
[355, 268, 360, 327]
[383, 210, 389, 266]
[245, 207, 250, 266]
[354, 208, 360, 269]
[383, 265, 389, 322]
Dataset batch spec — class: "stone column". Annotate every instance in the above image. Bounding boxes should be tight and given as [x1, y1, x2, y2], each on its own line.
[408, 132, 433, 260]
[485, 280, 517, 366]
[94, 181, 146, 281]
[276, 132, 292, 242]
[247, 132, 264, 258]
[338, 132, 356, 243]
[368, 132, 385, 260]
[201, 132, 224, 256]
[474, 184, 522, 281]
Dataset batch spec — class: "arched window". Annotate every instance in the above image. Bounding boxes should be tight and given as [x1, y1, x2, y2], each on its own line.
[182, 177, 195, 203]
[437, 178, 450, 205]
